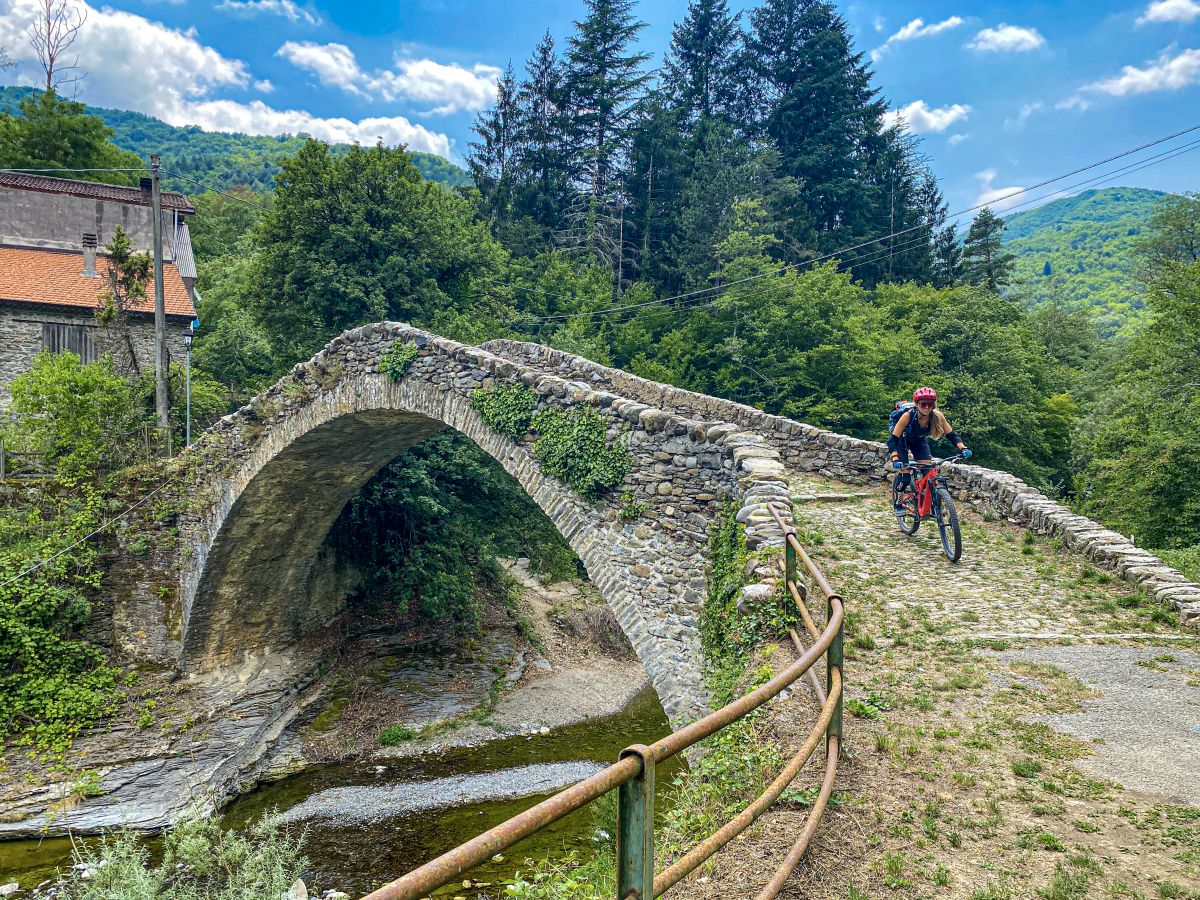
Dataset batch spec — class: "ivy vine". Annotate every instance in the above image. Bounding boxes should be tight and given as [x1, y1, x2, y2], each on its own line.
[469, 382, 538, 440]
[379, 342, 419, 381]
[531, 406, 631, 500]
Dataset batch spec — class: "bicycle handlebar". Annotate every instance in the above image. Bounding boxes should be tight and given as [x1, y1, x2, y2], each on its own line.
[899, 453, 968, 471]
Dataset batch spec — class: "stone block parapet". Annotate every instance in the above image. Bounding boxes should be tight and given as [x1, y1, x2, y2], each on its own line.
[481, 340, 1200, 623]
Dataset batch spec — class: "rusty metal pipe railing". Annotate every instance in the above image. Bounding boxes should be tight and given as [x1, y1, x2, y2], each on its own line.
[362, 755, 643, 899]
[755, 735, 841, 900]
[653, 667, 842, 894]
[362, 501, 845, 900]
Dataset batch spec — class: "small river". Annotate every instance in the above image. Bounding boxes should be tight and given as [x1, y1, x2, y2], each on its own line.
[0, 685, 677, 897]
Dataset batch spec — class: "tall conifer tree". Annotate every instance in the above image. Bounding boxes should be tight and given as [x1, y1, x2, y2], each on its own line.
[662, 0, 742, 126]
[513, 32, 576, 241]
[962, 207, 1016, 291]
[467, 65, 519, 226]
[565, 0, 651, 203]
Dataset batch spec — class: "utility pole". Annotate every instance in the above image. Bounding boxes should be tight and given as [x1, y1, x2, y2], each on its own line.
[150, 154, 170, 456]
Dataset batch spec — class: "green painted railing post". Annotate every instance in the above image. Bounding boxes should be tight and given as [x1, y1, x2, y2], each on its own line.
[784, 539, 797, 595]
[616, 744, 655, 900]
[828, 595, 844, 747]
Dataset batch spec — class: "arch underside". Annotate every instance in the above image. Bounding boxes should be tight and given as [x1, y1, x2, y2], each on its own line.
[179, 370, 716, 723]
[183, 409, 447, 669]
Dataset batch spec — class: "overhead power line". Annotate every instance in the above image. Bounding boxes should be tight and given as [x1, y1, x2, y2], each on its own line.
[162, 170, 273, 211]
[511, 120, 1200, 326]
[1, 166, 149, 173]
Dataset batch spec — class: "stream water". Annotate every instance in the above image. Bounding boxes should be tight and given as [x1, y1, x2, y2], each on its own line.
[0, 685, 677, 897]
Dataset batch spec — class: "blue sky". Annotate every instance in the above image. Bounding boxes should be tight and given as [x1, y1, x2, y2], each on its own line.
[1, 0, 1197, 210]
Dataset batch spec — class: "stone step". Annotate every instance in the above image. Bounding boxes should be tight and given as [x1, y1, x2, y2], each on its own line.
[791, 491, 873, 504]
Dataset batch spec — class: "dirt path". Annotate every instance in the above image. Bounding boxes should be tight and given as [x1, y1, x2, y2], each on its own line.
[674, 473, 1200, 899]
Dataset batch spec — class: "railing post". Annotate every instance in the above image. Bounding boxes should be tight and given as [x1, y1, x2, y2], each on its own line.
[827, 595, 844, 749]
[616, 744, 655, 900]
[0, 440, 5, 483]
[784, 538, 796, 593]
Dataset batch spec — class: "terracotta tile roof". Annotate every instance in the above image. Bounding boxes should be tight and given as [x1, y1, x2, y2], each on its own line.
[0, 172, 195, 213]
[0, 246, 196, 318]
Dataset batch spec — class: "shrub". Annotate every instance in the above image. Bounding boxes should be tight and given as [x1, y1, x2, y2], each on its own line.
[471, 382, 538, 440]
[379, 724, 419, 745]
[5, 351, 142, 477]
[530, 407, 630, 500]
[0, 485, 123, 754]
[55, 809, 307, 900]
[379, 342, 419, 381]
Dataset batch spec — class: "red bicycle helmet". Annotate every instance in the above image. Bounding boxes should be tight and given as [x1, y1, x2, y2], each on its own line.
[913, 387, 937, 405]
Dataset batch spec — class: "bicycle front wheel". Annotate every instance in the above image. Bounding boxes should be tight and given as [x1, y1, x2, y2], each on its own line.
[934, 487, 962, 562]
[893, 475, 920, 536]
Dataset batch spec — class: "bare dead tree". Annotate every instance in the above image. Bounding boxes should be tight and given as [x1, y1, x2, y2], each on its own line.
[28, 0, 87, 98]
[0, 46, 16, 71]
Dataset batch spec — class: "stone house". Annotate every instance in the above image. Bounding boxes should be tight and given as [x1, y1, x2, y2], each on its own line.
[0, 172, 198, 406]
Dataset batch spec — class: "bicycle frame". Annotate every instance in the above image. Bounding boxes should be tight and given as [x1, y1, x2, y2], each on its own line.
[901, 454, 965, 519]
[912, 465, 939, 518]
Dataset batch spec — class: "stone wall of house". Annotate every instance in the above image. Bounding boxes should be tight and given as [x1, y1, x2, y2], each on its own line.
[481, 340, 1200, 623]
[0, 305, 189, 406]
[0, 186, 182, 257]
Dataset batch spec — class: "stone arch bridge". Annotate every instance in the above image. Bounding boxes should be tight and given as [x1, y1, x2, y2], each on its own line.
[121, 321, 797, 726]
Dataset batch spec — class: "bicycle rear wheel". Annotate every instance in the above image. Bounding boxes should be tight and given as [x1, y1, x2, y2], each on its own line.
[893, 475, 920, 536]
[934, 487, 962, 562]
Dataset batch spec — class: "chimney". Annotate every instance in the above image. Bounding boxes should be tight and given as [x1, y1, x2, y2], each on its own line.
[82, 233, 98, 277]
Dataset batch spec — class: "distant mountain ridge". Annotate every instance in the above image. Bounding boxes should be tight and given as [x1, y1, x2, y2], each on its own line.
[1001, 186, 1167, 334]
[0, 85, 472, 192]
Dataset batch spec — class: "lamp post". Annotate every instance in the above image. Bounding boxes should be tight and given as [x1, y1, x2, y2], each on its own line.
[183, 326, 194, 447]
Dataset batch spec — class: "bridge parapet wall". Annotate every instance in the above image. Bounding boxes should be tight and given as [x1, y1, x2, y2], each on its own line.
[482, 340, 1200, 623]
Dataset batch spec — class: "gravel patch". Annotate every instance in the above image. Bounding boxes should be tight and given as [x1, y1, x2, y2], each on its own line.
[279, 761, 605, 825]
[1002, 643, 1200, 806]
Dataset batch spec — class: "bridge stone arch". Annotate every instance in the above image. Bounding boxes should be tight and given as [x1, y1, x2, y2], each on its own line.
[173, 323, 793, 723]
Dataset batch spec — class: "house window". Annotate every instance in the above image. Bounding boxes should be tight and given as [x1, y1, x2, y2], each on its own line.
[42, 323, 98, 364]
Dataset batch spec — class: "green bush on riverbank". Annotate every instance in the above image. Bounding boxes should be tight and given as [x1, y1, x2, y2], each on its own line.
[52, 811, 307, 900]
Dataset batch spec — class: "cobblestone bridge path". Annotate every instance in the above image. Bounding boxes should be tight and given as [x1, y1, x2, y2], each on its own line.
[677, 471, 1200, 899]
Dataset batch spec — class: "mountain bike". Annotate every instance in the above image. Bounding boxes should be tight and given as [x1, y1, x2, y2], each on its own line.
[891, 454, 966, 562]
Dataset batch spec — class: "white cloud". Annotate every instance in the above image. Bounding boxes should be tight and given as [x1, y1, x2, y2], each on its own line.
[1084, 47, 1200, 95]
[966, 24, 1046, 52]
[1056, 95, 1091, 111]
[0, 0, 453, 155]
[947, 133, 969, 145]
[1004, 101, 1044, 127]
[973, 168, 1025, 212]
[254, 79, 275, 93]
[1138, 0, 1200, 25]
[883, 99, 972, 134]
[871, 16, 964, 60]
[276, 41, 363, 93]
[157, 98, 451, 154]
[277, 40, 501, 115]
[216, 0, 321, 26]
[873, 15, 886, 33]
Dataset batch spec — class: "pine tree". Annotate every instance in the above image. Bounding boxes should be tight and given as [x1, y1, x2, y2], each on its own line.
[512, 32, 576, 242]
[743, 0, 887, 233]
[565, 0, 651, 204]
[962, 207, 1016, 291]
[932, 225, 962, 288]
[662, 0, 742, 126]
[467, 64, 519, 226]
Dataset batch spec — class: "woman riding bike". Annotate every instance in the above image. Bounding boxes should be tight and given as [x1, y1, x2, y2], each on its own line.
[889, 387, 972, 509]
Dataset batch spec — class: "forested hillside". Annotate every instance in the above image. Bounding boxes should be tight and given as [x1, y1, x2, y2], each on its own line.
[1002, 187, 1165, 334]
[0, 85, 471, 191]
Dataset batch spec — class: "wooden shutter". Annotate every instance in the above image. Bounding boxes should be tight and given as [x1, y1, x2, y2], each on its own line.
[42, 323, 98, 364]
